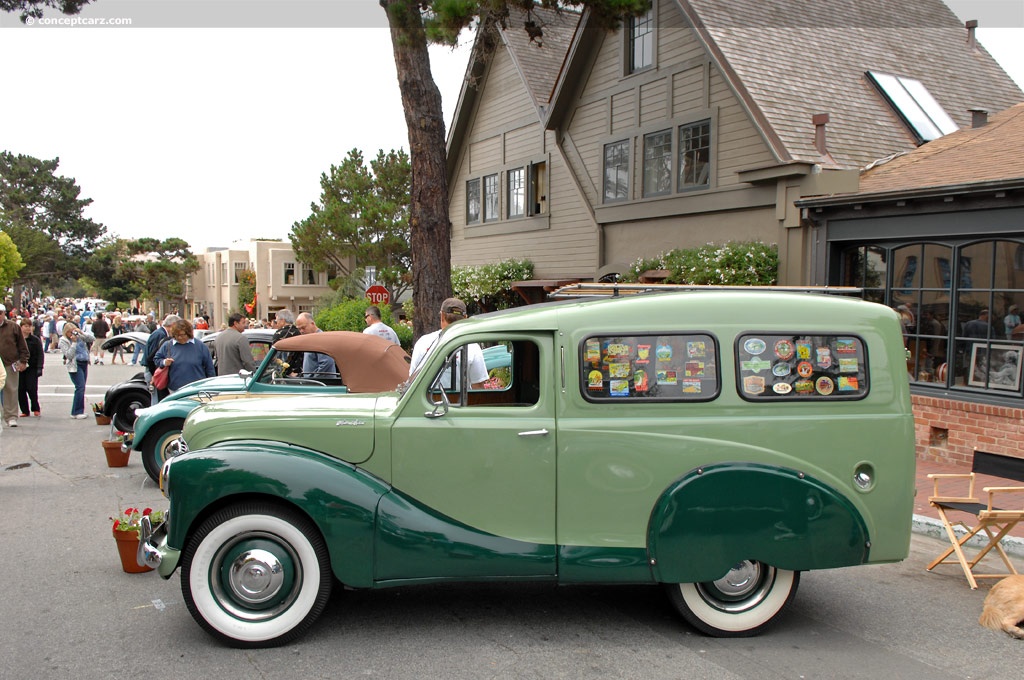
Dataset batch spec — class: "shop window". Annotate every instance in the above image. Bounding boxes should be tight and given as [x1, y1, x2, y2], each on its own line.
[837, 239, 1024, 398]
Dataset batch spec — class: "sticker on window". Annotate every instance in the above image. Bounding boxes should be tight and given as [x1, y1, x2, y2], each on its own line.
[737, 334, 868, 400]
[581, 333, 718, 401]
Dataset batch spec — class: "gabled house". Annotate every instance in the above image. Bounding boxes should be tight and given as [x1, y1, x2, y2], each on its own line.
[445, 0, 1022, 286]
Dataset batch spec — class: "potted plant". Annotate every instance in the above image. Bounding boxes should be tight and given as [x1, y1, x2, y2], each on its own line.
[110, 507, 164, 573]
[101, 431, 130, 467]
[93, 402, 111, 425]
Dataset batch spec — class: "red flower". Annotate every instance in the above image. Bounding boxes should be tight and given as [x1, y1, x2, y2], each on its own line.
[142, 508, 153, 516]
[112, 519, 121, 530]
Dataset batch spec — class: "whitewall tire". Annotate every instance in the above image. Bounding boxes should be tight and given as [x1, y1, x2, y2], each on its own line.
[180, 502, 332, 647]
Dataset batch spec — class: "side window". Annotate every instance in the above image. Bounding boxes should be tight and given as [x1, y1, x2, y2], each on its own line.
[429, 340, 540, 407]
[466, 178, 481, 224]
[580, 333, 719, 401]
[736, 333, 869, 400]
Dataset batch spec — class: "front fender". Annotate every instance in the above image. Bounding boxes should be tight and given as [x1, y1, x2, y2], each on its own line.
[164, 442, 391, 588]
[103, 380, 147, 418]
[132, 401, 199, 449]
[648, 463, 869, 583]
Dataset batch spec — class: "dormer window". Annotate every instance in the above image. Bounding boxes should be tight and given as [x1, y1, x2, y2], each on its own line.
[866, 71, 958, 143]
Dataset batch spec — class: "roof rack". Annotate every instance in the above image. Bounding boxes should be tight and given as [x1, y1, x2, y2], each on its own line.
[548, 283, 862, 299]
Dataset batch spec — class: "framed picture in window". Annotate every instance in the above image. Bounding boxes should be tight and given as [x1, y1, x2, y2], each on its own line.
[968, 343, 1022, 391]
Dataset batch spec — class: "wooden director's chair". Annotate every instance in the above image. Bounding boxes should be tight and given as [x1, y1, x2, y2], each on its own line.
[926, 451, 1024, 589]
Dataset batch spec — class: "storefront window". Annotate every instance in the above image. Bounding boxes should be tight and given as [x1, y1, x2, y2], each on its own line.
[838, 239, 1024, 398]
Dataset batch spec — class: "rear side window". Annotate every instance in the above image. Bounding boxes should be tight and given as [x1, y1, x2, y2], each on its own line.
[580, 333, 719, 402]
[736, 333, 868, 401]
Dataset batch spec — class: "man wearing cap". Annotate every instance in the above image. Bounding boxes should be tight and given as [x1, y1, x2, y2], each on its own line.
[408, 297, 487, 389]
[0, 303, 30, 428]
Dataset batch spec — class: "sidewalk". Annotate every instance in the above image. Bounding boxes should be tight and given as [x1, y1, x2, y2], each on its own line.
[912, 454, 1024, 557]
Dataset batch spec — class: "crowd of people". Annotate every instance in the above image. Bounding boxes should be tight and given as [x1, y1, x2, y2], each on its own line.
[0, 297, 166, 427]
[0, 294, 439, 430]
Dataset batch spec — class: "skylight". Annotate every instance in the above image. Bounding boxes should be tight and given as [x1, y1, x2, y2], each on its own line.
[866, 71, 959, 143]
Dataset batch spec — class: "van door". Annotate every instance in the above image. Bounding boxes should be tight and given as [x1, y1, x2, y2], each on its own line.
[384, 333, 556, 580]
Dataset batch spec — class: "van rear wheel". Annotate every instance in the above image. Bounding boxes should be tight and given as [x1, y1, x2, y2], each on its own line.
[665, 562, 798, 637]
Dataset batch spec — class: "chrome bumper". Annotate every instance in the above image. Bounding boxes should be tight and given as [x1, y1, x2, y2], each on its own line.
[138, 515, 180, 578]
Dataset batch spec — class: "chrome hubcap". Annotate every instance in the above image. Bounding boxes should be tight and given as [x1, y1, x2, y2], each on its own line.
[696, 560, 774, 612]
[228, 549, 284, 605]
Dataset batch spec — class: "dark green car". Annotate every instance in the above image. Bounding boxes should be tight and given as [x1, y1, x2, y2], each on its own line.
[141, 291, 915, 647]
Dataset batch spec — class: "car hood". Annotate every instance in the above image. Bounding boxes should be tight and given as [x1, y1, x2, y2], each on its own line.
[182, 393, 384, 465]
[165, 374, 248, 401]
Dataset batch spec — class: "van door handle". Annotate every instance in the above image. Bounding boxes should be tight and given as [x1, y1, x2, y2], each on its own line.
[518, 429, 549, 437]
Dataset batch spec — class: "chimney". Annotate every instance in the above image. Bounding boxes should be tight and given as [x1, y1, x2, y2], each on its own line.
[969, 108, 989, 128]
[813, 113, 830, 156]
[966, 19, 978, 50]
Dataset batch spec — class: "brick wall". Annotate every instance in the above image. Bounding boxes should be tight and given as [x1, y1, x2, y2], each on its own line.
[913, 394, 1024, 466]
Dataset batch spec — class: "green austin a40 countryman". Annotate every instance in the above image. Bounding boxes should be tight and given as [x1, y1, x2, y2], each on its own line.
[140, 290, 916, 647]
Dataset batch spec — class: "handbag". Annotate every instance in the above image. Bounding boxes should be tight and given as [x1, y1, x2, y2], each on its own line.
[152, 365, 170, 390]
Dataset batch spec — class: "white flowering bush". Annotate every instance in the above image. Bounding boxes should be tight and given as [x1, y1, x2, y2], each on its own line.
[452, 259, 534, 311]
[622, 241, 777, 286]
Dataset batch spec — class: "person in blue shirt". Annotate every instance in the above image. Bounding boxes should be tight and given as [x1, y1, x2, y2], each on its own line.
[154, 318, 215, 396]
[294, 312, 338, 378]
[145, 314, 179, 404]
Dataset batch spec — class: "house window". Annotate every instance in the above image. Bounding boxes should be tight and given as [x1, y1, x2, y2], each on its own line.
[284, 262, 295, 285]
[642, 129, 672, 197]
[483, 173, 499, 222]
[866, 71, 958, 143]
[529, 161, 547, 215]
[233, 262, 247, 284]
[629, 8, 654, 74]
[221, 263, 228, 285]
[301, 264, 317, 285]
[466, 178, 481, 224]
[507, 167, 525, 219]
[678, 120, 711, 189]
[838, 239, 1024, 398]
[603, 140, 630, 203]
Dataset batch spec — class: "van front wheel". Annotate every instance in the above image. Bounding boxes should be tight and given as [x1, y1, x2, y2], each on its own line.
[665, 562, 798, 637]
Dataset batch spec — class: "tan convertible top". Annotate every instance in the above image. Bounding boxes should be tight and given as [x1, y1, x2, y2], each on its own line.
[274, 331, 410, 393]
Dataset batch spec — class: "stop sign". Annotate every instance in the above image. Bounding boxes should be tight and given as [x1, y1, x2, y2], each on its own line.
[365, 285, 390, 305]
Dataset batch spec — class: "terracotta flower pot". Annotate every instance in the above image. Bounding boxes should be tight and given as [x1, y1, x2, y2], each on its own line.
[102, 440, 130, 467]
[112, 526, 153, 573]
[95, 414, 112, 425]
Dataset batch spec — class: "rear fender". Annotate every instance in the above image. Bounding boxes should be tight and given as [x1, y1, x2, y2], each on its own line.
[647, 463, 869, 583]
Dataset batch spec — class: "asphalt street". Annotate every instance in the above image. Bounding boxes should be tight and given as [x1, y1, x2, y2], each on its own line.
[0, 352, 1021, 679]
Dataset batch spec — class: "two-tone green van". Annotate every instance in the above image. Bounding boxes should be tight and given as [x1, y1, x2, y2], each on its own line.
[141, 290, 916, 647]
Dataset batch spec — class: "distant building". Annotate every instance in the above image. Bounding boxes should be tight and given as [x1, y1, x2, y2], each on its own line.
[186, 240, 345, 327]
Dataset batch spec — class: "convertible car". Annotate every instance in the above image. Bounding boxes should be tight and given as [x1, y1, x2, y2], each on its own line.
[129, 331, 411, 482]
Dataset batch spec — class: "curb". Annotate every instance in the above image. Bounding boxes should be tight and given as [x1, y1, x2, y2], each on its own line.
[911, 513, 1024, 558]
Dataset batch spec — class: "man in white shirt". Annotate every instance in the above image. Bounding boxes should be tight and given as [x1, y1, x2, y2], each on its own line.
[408, 297, 487, 389]
[363, 305, 400, 344]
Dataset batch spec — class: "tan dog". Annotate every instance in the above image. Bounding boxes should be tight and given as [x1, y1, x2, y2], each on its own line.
[979, 575, 1024, 639]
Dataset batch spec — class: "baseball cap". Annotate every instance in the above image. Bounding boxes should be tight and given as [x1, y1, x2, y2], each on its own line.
[441, 297, 467, 318]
